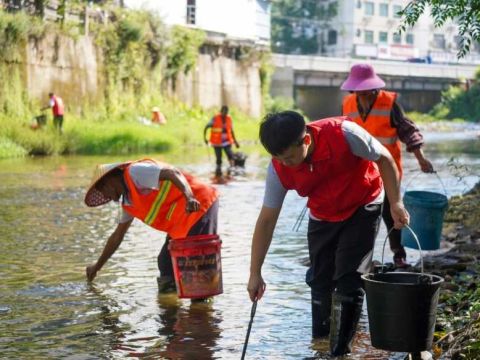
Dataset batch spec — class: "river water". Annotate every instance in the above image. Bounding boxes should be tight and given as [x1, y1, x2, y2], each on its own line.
[0, 126, 478, 359]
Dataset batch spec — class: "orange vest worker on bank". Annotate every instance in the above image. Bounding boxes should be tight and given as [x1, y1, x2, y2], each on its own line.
[84, 159, 218, 296]
[341, 63, 434, 268]
[204, 105, 240, 178]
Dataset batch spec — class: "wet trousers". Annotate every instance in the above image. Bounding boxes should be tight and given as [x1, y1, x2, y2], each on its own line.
[306, 203, 382, 301]
[214, 145, 234, 174]
[157, 200, 219, 277]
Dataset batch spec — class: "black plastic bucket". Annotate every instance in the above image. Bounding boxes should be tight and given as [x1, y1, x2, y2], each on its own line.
[362, 272, 443, 352]
[363, 225, 444, 352]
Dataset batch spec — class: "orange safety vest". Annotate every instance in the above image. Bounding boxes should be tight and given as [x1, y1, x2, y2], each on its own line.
[209, 114, 234, 146]
[342, 90, 403, 177]
[122, 159, 218, 239]
[52, 95, 64, 116]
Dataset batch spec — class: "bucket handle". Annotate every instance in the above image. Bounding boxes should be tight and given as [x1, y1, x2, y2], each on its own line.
[381, 225, 424, 274]
[404, 171, 448, 197]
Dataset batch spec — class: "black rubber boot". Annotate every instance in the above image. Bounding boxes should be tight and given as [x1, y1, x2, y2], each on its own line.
[329, 290, 364, 356]
[215, 166, 222, 177]
[311, 289, 332, 338]
[157, 276, 176, 294]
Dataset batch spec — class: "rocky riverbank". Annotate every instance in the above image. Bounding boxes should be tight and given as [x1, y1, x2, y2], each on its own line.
[419, 181, 480, 359]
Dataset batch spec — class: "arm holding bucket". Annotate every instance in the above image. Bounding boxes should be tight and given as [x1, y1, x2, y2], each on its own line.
[86, 219, 133, 282]
[159, 168, 200, 213]
[375, 148, 410, 229]
[412, 148, 434, 173]
[248, 206, 281, 302]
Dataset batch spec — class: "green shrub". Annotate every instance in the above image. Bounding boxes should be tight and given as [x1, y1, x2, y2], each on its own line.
[433, 84, 480, 122]
[407, 111, 438, 123]
[0, 137, 27, 158]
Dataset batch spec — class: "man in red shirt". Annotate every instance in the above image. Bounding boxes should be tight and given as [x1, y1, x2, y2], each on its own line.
[247, 111, 409, 356]
[45, 92, 65, 133]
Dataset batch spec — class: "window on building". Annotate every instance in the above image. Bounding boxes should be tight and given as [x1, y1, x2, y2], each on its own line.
[393, 32, 401, 44]
[356, 29, 362, 37]
[454, 35, 463, 49]
[328, 30, 337, 45]
[433, 34, 446, 49]
[379, 31, 388, 43]
[365, 30, 374, 44]
[379, 3, 388, 17]
[186, 0, 196, 25]
[365, 2, 374, 16]
[406, 33, 414, 45]
[393, 5, 402, 18]
[357, 0, 362, 9]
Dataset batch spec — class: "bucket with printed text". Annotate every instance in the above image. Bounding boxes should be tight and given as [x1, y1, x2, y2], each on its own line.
[168, 234, 223, 299]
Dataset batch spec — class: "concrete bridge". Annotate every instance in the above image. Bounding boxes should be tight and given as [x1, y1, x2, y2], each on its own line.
[271, 54, 478, 119]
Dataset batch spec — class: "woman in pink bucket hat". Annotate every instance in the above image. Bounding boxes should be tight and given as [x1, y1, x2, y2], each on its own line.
[341, 63, 434, 269]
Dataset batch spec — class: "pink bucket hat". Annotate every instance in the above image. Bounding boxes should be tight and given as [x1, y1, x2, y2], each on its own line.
[341, 64, 385, 91]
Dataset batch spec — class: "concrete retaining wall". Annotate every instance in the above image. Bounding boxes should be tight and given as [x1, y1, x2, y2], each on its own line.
[23, 34, 262, 116]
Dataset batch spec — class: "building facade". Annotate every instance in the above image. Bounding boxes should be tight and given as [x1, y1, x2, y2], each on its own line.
[125, 0, 271, 45]
[319, 0, 480, 64]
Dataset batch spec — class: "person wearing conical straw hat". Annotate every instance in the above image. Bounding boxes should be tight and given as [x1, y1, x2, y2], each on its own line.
[341, 63, 434, 269]
[84, 158, 218, 295]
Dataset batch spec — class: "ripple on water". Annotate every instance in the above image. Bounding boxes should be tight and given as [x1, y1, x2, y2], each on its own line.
[0, 145, 478, 359]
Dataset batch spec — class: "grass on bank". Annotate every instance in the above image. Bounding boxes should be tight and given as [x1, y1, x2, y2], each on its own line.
[0, 97, 261, 158]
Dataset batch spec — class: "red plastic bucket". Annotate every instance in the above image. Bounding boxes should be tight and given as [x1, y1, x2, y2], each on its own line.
[168, 234, 223, 299]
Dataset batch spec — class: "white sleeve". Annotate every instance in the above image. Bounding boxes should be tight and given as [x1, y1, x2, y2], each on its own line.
[341, 121, 384, 161]
[128, 162, 162, 190]
[263, 162, 287, 209]
[117, 162, 163, 224]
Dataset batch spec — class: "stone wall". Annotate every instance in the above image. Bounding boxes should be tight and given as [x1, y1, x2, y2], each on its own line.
[25, 34, 100, 111]
[23, 34, 262, 116]
[173, 53, 262, 117]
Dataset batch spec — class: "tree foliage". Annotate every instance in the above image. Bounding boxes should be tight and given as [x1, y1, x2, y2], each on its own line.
[399, 0, 480, 58]
[271, 0, 337, 54]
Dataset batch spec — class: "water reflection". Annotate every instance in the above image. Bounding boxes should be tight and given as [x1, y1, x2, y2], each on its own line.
[0, 133, 478, 359]
[155, 295, 222, 359]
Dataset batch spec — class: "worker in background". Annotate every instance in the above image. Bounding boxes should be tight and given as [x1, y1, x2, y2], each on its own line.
[43, 92, 64, 134]
[341, 63, 434, 268]
[204, 105, 240, 178]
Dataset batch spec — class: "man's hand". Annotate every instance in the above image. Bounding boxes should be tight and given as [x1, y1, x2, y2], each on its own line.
[418, 158, 434, 173]
[204, 139, 208, 146]
[247, 273, 266, 302]
[390, 201, 410, 229]
[186, 196, 201, 213]
[235, 141, 240, 149]
[86, 264, 98, 282]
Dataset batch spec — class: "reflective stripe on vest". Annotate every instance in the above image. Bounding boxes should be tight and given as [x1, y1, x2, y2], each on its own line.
[342, 90, 403, 176]
[144, 181, 172, 225]
[209, 114, 233, 145]
[122, 159, 218, 238]
[345, 109, 391, 118]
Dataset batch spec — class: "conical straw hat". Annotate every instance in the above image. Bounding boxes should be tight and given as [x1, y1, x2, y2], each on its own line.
[84, 161, 131, 207]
